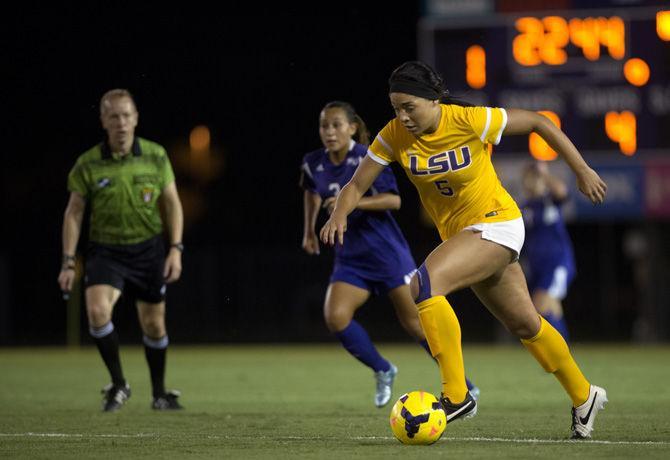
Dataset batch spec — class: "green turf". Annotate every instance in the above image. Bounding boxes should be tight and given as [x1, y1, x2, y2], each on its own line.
[1, 344, 669, 459]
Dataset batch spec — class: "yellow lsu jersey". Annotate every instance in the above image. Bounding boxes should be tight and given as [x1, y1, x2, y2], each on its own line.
[368, 104, 521, 241]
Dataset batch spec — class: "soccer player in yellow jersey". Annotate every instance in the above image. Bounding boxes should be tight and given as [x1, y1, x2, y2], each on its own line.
[320, 61, 608, 439]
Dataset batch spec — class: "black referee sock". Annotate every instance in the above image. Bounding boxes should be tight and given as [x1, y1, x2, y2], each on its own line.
[143, 335, 168, 398]
[89, 322, 126, 387]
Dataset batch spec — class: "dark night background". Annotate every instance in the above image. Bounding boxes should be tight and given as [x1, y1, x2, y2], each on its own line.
[1, 3, 668, 346]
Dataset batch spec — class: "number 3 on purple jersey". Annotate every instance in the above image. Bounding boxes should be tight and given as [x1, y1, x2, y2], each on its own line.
[329, 183, 341, 196]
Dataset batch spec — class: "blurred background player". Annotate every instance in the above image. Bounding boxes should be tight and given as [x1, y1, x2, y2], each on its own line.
[301, 101, 478, 407]
[320, 61, 608, 439]
[521, 161, 576, 340]
[57, 89, 185, 412]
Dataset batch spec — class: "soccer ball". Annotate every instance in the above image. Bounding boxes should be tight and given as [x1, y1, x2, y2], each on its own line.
[389, 391, 446, 445]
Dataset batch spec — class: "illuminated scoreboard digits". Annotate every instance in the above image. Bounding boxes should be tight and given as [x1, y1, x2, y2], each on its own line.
[421, 7, 670, 157]
[513, 15, 625, 66]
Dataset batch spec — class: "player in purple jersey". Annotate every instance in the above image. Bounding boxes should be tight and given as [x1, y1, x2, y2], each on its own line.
[301, 101, 478, 407]
[521, 161, 576, 340]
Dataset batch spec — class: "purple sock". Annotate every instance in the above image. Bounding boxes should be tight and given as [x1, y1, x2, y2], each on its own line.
[335, 320, 390, 373]
[419, 339, 432, 356]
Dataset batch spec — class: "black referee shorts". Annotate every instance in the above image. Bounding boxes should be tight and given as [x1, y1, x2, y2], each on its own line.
[85, 235, 166, 303]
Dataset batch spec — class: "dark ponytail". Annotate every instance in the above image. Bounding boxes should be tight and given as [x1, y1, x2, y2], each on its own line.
[322, 101, 371, 145]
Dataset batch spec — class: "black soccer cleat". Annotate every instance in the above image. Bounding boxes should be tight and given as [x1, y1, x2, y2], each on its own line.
[151, 389, 184, 410]
[440, 391, 477, 423]
[101, 382, 131, 412]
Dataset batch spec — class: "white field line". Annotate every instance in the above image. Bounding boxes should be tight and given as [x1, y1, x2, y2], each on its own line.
[0, 433, 156, 438]
[354, 436, 670, 446]
[0, 433, 668, 446]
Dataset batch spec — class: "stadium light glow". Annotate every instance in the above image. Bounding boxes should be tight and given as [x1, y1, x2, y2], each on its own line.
[466, 45, 486, 89]
[190, 125, 211, 152]
[529, 111, 560, 160]
[605, 111, 637, 156]
[657, 11, 670, 41]
[623, 58, 650, 87]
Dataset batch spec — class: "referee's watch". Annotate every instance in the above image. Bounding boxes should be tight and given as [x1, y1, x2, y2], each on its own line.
[170, 242, 184, 252]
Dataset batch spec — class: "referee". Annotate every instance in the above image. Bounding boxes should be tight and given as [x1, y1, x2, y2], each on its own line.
[57, 89, 184, 412]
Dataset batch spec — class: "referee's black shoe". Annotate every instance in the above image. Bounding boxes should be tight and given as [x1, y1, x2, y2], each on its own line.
[440, 391, 477, 423]
[101, 383, 131, 412]
[152, 390, 184, 410]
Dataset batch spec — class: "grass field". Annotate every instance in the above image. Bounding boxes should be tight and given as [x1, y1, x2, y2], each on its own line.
[1, 344, 669, 459]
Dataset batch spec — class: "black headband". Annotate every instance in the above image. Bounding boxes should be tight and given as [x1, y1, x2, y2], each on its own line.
[388, 79, 442, 100]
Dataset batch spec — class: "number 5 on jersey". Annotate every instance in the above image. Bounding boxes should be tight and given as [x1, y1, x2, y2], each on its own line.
[435, 180, 454, 196]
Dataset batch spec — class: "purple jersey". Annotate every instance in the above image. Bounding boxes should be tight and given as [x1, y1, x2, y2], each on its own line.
[300, 141, 415, 283]
[522, 195, 576, 292]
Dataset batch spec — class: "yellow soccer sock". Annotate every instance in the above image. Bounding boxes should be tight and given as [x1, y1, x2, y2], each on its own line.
[416, 296, 468, 404]
[521, 316, 590, 406]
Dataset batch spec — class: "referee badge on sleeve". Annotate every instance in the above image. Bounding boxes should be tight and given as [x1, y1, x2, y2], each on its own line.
[141, 187, 154, 203]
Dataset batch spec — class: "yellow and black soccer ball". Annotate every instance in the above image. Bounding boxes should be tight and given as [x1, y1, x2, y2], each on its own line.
[389, 391, 446, 445]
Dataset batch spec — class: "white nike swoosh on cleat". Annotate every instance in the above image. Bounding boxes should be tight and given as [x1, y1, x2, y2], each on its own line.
[579, 391, 598, 424]
[447, 401, 473, 421]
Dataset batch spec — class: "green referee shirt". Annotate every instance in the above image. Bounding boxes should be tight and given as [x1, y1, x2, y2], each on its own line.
[67, 137, 175, 245]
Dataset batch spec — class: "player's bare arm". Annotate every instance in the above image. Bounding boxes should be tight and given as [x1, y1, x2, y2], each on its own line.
[58, 191, 86, 293]
[302, 190, 322, 255]
[320, 156, 386, 246]
[504, 109, 607, 204]
[323, 193, 400, 215]
[356, 193, 401, 212]
[160, 182, 184, 283]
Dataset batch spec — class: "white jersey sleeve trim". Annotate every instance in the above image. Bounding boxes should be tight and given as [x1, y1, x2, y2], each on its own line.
[480, 107, 492, 143]
[376, 134, 393, 155]
[492, 108, 507, 145]
[367, 150, 390, 166]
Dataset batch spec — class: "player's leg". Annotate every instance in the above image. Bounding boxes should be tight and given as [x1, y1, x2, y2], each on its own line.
[136, 299, 181, 409]
[387, 283, 479, 398]
[324, 281, 396, 407]
[325, 281, 387, 370]
[472, 262, 586, 400]
[128, 235, 181, 410]
[86, 284, 123, 383]
[387, 284, 424, 341]
[136, 299, 166, 398]
[409, 230, 512, 412]
[84, 243, 132, 400]
[85, 284, 131, 411]
[471, 262, 606, 438]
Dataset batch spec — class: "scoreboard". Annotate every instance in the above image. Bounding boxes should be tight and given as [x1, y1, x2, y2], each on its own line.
[418, 6, 670, 158]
